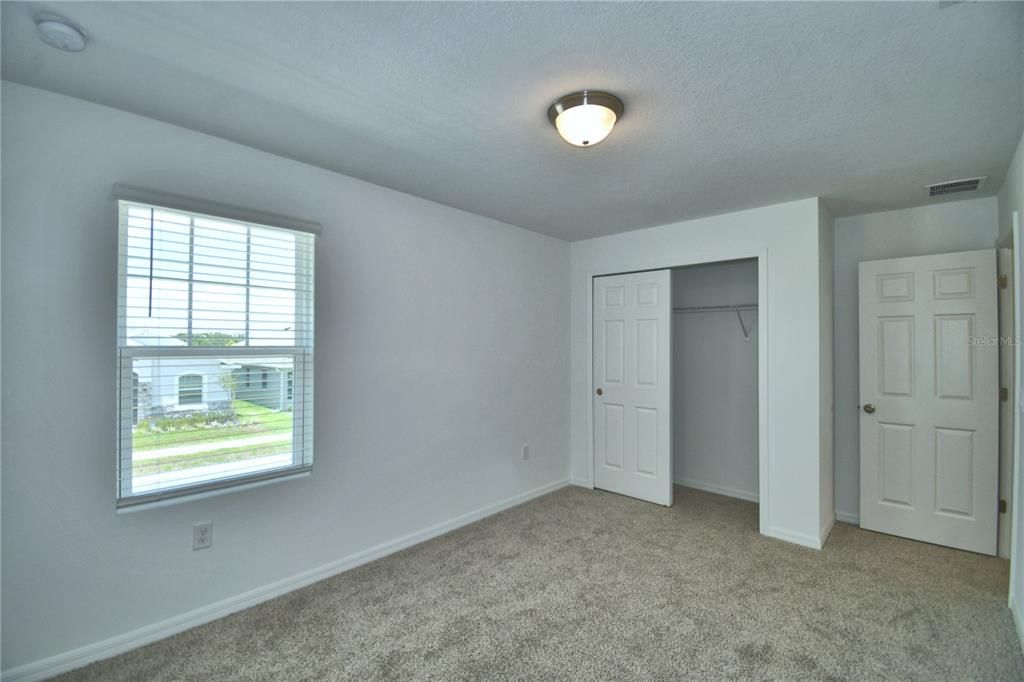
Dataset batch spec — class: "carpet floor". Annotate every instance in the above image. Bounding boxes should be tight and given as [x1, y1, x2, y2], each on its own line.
[59, 486, 1024, 680]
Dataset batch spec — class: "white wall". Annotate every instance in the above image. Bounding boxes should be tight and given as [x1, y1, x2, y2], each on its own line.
[570, 198, 830, 549]
[1001, 132, 1024, 246]
[832, 198, 999, 526]
[670, 261, 759, 501]
[818, 203, 835, 537]
[0, 82, 571, 674]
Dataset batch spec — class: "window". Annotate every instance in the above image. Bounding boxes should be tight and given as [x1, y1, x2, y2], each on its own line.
[117, 192, 316, 507]
[178, 374, 203, 405]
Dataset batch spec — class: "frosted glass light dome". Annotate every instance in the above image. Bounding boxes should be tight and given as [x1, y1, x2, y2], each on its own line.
[547, 91, 624, 148]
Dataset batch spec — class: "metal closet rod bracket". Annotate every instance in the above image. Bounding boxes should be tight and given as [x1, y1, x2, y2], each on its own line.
[671, 303, 757, 341]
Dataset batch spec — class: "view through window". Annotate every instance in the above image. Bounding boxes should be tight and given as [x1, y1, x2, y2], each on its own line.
[117, 198, 315, 506]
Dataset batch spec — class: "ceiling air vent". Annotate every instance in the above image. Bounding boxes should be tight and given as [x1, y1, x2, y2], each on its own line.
[926, 176, 987, 197]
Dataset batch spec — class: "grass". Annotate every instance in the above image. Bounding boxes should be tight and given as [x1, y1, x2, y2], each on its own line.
[133, 440, 292, 476]
[131, 399, 294, 476]
[133, 400, 291, 451]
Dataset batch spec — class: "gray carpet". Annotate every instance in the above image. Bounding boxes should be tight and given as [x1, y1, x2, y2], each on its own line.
[59, 486, 1024, 680]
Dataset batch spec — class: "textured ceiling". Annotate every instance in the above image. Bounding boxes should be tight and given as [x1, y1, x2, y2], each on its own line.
[2, 2, 1022, 240]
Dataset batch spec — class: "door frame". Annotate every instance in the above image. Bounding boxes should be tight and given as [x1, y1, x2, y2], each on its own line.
[584, 248, 770, 534]
[998, 244, 1016, 558]
[1010, 211, 1022, 624]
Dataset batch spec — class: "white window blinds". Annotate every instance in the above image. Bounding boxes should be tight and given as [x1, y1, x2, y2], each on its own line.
[117, 195, 315, 507]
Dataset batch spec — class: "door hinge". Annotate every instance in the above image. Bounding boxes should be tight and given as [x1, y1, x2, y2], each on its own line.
[1001, 387, 1009, 402]
[999, 274, 1008, 290]
[1000, 499, 1008, 514]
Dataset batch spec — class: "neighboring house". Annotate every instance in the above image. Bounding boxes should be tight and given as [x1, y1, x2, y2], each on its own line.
[232, 363, 294, 412]
[128, 333, 233, 423]
[126, 332, 294, 423]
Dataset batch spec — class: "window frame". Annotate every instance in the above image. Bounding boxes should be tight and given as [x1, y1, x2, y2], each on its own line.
[115, 186, 318, 509]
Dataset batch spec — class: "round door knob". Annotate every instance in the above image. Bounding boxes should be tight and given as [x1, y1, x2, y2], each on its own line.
[596, 388, 604, 396]
[863, 404, 876, 414]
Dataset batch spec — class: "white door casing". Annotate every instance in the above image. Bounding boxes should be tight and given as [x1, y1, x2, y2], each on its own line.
[998, 247, 1015, 558]
[859, 249, 998, 555]
[593, 270, 672, 506]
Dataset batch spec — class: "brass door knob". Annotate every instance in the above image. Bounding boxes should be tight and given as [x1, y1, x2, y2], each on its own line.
[596, 388, 603, 396]
[863, 404, 876, 414]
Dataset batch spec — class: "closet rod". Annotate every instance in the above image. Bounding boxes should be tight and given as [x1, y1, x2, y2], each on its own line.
[671, 304, 757, 313]
[673, 303, 758, 341]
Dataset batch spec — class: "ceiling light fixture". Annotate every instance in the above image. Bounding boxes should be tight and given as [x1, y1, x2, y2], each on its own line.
[547, 90, 624, 148]
[35, 14, 87, 52]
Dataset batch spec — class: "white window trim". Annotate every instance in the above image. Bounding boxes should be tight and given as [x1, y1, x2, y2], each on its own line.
[113, 184, 322, 236]
[115, 187, 318, 509]
[115, 470, 312, 514]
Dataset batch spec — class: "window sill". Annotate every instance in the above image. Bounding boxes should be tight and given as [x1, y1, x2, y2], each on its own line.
[116, 466, 310, 513]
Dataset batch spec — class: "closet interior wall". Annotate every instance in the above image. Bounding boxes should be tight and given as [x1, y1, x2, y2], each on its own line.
[672, 259, 759, 502]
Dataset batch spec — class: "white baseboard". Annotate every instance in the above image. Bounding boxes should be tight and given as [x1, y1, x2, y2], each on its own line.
[1, 478, 570, 682]
[1011, 594, 1024, 656]
[568, 477, 592, 488]
[763, 525, 824, 550]
[834, 510, 860, 525]
[674, 477, 759, 503]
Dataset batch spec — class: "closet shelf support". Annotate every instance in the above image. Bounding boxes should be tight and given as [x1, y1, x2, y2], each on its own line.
[671, 303, 757, 341]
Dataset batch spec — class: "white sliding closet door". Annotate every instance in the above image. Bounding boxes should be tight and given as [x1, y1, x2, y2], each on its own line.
[593, 270, 672, 506]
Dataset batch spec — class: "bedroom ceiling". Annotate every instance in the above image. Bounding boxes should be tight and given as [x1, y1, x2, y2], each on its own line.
[2, 2, 1022, 241]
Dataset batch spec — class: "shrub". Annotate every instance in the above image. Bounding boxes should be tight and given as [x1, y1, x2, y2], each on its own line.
[148, 408, 248, 433]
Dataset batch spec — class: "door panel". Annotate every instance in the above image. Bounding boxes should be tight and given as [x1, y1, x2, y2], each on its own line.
[636, 407, 658, 476]
[878, 422, 914, 508]
[934, 314, 974, 399]
[603, 320, 624, 384]
[593, 270, 672, 506]
[934, 427, 974, 518]
[859, 249, 998, 555]
[879, 317, 914, 396]
[635, 319, 659, 386]
[601, 403, 624, 469]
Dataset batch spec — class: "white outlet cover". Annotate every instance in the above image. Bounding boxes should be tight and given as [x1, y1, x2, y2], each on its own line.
[192, 522, 213, 551]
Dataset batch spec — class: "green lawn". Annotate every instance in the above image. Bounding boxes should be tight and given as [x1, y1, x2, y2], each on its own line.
[133, 400, 291, 451]
[133, 440, 292, 476]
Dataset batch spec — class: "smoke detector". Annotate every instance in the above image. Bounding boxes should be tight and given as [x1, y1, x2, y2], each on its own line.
[926, 176, 987, 197]
[35, 14, 87, 52]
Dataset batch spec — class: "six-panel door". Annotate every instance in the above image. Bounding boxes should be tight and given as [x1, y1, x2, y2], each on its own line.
[593, 270, 672, 506]
[859, 250, 998, 555]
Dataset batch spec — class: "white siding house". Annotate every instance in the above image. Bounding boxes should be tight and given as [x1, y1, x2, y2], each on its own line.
[129, 334, 233, 422]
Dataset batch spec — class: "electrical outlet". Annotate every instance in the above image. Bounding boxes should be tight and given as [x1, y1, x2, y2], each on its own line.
[193, 522, 213, 551]
[521, 444, 530, 461]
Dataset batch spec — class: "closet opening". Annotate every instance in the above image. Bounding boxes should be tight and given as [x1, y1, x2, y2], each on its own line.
[670, 258, 760, 522]
[589, 252, 767, 532]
